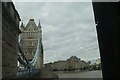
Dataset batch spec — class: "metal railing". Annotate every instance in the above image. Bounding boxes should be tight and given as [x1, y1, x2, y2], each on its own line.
[17, 68, 40, 78]
[17, 38, 41, 78]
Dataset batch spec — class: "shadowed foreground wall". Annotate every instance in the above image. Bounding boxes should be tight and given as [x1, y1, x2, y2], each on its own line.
[2, 2, 21, 78]
[92, 2, 120, 79]
[0, 1, 2, 79]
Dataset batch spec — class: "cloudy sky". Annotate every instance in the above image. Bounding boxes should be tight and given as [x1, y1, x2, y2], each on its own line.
[13, 1, 100, 63]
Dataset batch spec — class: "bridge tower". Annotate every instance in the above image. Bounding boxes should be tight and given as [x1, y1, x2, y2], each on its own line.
[19, 19, 43, 69]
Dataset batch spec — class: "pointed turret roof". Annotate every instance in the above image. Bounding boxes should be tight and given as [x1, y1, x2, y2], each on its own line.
[21, 21, 24, 27]
[38, 20, 41, 27]
[38, 20, 41, 31]
[25, 19, 37, 30]
[20, 21, 24, 30]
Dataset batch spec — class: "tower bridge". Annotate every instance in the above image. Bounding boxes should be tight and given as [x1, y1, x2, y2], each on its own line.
[0, 0, 120, 79]
[1, 1, 45, 78]
[18, 19, 43, 69]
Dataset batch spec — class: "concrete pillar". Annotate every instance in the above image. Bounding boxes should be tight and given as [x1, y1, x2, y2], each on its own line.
[2, 2, 21, 78]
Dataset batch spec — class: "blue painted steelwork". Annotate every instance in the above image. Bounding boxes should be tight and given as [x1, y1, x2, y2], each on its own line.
[30, 38, 40, 66]
[18, 38, 30, 68]
[17, 37, 41, 78]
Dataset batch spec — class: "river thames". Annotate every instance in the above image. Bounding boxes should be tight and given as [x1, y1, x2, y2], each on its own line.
[55, 70, 102, 78]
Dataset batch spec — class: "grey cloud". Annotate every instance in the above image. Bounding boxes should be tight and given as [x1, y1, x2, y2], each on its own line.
[14, 2, 100, 63]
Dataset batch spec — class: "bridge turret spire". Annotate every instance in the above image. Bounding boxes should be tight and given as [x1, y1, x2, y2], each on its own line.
[38, 20, 41, 31]
[20, 20, 24, 30]
[38, 20, 41, 27]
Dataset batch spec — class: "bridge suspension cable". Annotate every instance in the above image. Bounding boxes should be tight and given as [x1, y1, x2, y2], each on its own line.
[18, 38, 40, 68]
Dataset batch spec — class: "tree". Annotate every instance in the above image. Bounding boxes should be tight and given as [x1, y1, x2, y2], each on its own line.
[87, 61, 91, 64]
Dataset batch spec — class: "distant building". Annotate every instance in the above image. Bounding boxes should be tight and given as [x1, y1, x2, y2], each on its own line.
[95, 58, 101, 69]
[89, 58, 102, 70]
[96, 58, 101, 65]
[52, 61, 68, 70]
[19, 19, 43, 68]
[45, 56, 89, 71]
[67, 56, 89, 70]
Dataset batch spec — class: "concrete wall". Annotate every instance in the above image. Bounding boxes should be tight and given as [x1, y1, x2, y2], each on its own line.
[2, 2, 21, 78]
